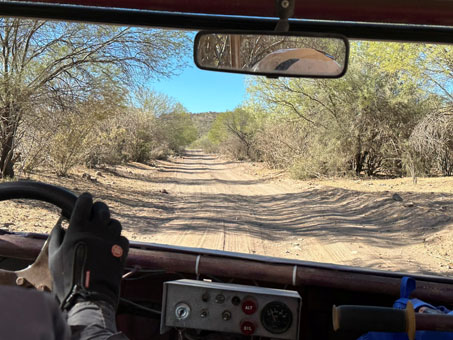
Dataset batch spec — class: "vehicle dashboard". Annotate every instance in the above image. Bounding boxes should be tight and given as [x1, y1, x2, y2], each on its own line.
[1, 233, 453, 340]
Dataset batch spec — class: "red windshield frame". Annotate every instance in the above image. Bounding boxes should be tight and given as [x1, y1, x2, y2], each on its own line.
[14, 0, 453, 27]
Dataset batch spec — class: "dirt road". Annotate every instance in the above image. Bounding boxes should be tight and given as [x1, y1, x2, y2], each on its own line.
[2, 149, 453, 276]
[122, 150, 453, 276]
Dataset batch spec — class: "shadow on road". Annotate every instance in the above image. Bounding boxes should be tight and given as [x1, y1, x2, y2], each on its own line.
[104, 182, 453, 251]
[7, 149, 452, 278]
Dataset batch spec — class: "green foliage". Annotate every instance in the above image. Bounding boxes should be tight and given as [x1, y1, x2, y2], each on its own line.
[205, 40, 453, 179]
[190, 135, 218, 153]
[6, 23, 453, 180]
[84, 92, 197, 167]
[205, 108, 258, 159]
[158, 107, 198, 154]
[191, 112, 219, 138]
[48, 88, 126, 175]
[50, 118, 93, 176]
[0, 18, 191, 177]
[18, 82, 198, 174]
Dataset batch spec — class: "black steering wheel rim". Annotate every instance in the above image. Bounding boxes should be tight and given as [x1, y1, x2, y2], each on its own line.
[0, 181, 77, 219]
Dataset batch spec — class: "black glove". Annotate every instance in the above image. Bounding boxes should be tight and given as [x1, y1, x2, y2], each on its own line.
[49, 192, 129, 311]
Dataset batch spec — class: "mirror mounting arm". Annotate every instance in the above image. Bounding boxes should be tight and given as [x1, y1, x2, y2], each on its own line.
[274, 0, 295, 32]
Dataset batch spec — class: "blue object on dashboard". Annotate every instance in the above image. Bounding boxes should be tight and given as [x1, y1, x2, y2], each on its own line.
[357, 277, 453, 340]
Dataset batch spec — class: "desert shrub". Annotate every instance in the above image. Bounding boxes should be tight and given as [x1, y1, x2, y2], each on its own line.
[17, 106, 101, 176]
[17, 113, 54, 173]
[238, 40, 442, 178]
[85, 108, 157, 165]
[149, 145, 171, 160]
[158, 109, 198, 154]
[190, 135, 218, 153]
[125, 110, 157, 162]
[254, 119, 308, 169]
[206, 108, 258, 160]
[86, 103, 197, 166]
[289, 133, 351, 179]
[221, 135, 250, 160]
[409, 108, 453, 176]
[50, 121, 93, 176]
[86, 125, 129, 167]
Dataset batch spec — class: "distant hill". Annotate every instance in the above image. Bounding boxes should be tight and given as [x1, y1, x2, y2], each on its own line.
[191, 111, 219, 137]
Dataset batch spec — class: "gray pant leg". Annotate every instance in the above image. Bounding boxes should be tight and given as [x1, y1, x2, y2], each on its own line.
[67, 300, 128, 340]
[0, 286, 70, 340]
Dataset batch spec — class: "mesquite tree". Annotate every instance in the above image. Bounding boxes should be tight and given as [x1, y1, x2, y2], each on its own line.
[0, 18, 189, 177]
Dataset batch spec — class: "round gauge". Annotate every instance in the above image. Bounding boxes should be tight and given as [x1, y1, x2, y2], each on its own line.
[260, 301, 293, 334]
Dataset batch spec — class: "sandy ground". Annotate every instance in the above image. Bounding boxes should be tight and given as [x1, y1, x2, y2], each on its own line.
[1, 149, 452, 276]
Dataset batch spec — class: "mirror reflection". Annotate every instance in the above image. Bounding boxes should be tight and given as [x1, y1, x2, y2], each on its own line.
[195, 33, 347, 77]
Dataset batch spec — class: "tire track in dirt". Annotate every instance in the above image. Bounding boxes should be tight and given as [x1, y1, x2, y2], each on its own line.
[6, 149, 452, 276]
[150, 151, 227, 250]
[143, 150, 453, 276]
[148, 150, 356, 265]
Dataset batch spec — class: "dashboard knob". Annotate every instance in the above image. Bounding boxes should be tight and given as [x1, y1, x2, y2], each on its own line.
[242, 298, 258, 314]
[240, 320, 256, 335]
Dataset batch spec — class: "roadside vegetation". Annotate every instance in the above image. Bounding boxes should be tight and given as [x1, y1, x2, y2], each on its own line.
[0, 19, 197, 178]
[1, 19, 452, 182]
[201, 42, 453, 181]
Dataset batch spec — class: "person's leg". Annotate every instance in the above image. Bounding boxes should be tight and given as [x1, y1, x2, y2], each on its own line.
[0, 286, 70, 340]
[67, 300, 128, 340]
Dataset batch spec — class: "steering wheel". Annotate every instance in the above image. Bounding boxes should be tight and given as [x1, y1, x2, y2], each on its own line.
[0, 181, 77, 291]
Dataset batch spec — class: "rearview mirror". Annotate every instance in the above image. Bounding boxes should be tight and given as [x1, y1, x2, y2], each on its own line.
[194, 31, 349, 78]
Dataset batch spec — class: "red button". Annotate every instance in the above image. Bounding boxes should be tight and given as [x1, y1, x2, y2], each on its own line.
[242, 299, 257, 315]
[111, 245, 123, 258]
[240, 320, 256, 335]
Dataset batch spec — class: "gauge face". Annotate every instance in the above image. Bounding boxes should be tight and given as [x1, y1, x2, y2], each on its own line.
[260, 301, 293, 334]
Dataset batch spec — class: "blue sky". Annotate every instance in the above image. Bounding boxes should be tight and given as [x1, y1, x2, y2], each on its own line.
[149, 64, 247, 114]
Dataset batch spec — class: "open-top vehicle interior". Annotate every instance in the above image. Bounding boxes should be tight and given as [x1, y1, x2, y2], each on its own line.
[0, 1, 453, 339]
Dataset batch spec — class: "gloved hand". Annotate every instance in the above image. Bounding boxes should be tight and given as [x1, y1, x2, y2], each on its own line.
[49, 192, 129, 311]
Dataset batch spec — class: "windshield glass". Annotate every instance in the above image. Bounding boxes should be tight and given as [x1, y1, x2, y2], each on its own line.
[0, 18, 452, 277]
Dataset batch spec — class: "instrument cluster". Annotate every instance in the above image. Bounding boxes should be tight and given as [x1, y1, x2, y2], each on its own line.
[161, 279, 301, 339]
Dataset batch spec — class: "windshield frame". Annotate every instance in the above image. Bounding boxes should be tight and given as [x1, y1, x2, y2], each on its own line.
[0, 2, 453, 44]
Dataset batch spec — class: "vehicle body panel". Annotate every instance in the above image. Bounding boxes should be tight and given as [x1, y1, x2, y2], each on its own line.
[0, 1, 452, 339]
[8, 0, 453, 26]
